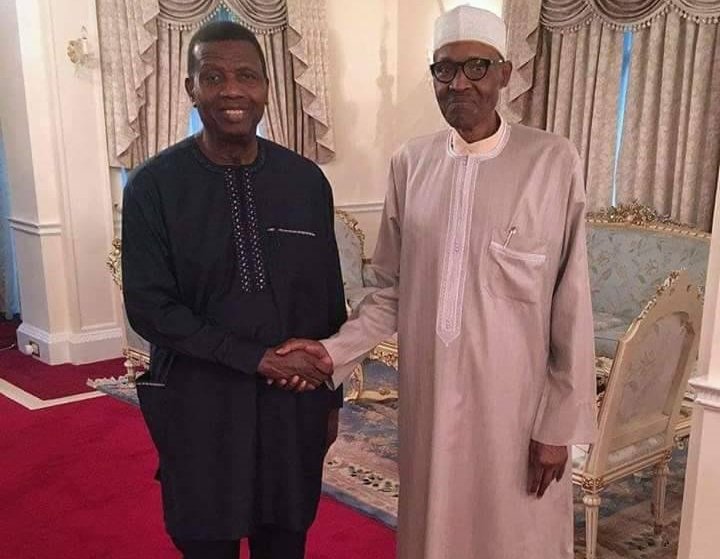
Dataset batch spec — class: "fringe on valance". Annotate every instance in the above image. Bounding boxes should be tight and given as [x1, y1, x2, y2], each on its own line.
[542, 0, 720, 33]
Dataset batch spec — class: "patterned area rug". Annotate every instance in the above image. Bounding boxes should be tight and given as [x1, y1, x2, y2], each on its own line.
[89, 361, 687, 558]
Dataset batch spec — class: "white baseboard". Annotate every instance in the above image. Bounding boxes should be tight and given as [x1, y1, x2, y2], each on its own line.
[690, 375, 720, 412]
[17, 322, 124, 365]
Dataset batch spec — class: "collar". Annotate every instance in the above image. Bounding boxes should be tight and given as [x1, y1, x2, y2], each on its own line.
[450, 113, 507, 157]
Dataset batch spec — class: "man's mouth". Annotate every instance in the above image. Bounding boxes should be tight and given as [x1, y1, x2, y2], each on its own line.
[447, 97, 476, 106]
[221, 109, 249, 122]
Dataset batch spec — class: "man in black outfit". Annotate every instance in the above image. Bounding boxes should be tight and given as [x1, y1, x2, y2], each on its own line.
[121, 21, 345, 559]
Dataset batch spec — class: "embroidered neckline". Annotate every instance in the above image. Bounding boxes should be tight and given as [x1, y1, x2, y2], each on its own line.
[446, 121, 511, 161]
[191, 135, 267, 174]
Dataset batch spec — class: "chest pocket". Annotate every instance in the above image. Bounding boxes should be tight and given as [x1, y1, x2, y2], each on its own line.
[486, 230, 548, 304]
[266, 227, 325, 281]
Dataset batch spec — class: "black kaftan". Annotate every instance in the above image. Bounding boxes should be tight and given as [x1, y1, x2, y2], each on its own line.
[121, 136, 345, 540]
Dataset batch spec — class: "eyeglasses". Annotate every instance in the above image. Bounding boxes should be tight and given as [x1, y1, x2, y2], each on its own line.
[429, 57, 504, 84]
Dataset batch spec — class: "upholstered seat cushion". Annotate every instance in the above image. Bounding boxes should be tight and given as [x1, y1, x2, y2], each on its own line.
[593, 312, 632, 358]
[345, 286, 380, 311]
[573, 434, 665, 471]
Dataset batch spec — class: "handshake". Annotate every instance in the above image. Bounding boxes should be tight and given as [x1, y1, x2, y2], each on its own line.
[257, 338, 334, 392]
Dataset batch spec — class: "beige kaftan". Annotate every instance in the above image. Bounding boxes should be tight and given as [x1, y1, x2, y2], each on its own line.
[324, 121, 597, 559]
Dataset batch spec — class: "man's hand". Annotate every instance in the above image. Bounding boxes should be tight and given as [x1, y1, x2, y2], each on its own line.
[267, 339, 334, 392]
[257, 346, 332, 391]
[276, 338, 332, 363]
[527, 439, 568, 499]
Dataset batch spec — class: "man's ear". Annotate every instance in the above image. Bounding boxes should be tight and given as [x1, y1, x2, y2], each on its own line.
[184, 76, 196, 104]
[500, 60, 513, 88]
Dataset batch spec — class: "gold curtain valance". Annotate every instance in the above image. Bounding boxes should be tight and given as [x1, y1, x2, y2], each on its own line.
[541, 0, 720, 32]
[157, 0, 287, 34]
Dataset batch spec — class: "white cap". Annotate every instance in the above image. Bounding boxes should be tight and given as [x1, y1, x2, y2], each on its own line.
[433, 5, 507, 59]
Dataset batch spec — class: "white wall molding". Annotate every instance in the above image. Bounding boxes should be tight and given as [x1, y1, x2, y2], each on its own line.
[18, 322, 69, 344]
[18, 322, 70, 364]
[69, 327, 123, 345]
[337, 201, 384, 214]
[689, 376, 720, 412]
[17, 322, 123, 365]
[8, 217, 62, 236]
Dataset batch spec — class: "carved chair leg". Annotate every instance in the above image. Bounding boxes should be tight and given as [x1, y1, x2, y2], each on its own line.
[652, 458, 671, 536]
[123, 358, 136, 388]
[583, 490, 601, 559]
[344, 363, 364, 403]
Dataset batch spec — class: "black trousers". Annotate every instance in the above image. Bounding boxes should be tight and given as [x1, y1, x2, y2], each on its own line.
[173, 525, 307, 559]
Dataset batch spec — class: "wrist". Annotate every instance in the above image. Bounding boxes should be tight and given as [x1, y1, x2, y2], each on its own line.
[256, 349, 274, 376]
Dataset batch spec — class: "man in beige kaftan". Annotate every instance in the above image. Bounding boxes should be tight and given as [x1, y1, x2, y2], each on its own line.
[278, 6, 597, 558]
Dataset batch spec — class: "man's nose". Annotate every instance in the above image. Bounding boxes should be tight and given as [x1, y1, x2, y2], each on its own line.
[220, 76, 247, 97]
[449, 68, 471, 91]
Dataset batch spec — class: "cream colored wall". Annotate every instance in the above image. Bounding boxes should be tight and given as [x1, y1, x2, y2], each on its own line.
[322, 0, 503, 254]
[320, 0, 398, 254]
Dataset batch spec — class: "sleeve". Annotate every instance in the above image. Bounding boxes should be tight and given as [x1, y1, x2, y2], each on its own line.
[322, 174, 348, 408]
[121, 170, 267, 375]
[321, 156, 403, 388]
[531, 152, 598, 446]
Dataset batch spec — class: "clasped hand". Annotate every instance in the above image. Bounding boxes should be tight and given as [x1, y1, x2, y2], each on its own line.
[257, 339, 333, 392]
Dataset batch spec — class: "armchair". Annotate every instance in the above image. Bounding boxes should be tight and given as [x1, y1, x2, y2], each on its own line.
[333, 209, 398, 401]
[573, 270, 703, 559]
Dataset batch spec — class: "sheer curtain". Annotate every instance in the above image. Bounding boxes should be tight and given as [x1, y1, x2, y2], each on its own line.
[0, 130, 20, 318]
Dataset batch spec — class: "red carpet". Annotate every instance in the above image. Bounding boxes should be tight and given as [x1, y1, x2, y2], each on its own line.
[0, 393, 396, 558]
[0, 319, 125, 399]
[0, 318, 19, 343]
[0, 349, 125, 398]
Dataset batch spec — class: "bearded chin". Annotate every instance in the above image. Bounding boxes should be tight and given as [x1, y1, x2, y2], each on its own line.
[442, 105, 479, 131]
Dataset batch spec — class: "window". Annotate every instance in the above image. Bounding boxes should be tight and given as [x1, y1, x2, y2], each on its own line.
[611, 31, 633, 206]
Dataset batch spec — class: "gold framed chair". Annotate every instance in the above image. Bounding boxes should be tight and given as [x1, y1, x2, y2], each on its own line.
[333, 209, 398, 401]
[106, 238, 149, 386]
[573, 270, 703, 559]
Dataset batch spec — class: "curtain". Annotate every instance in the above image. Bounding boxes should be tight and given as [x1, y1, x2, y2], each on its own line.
[615, 11, 720, 230]
[259, 32, 320, 161]
[285, 0, 334, 162]
[501, 0, 542, 123]
[525, 20, 624, 212]
[0, 130, 20, 319]
[96, 0, 158, 168]
[541, 0, 720, 30]
[505, 0, 720, 226]
[98, 0, 335, 168]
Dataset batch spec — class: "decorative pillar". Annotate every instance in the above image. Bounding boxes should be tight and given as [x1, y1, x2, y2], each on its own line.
[677, 170, 720, 557]
[0, 0, 123, 364]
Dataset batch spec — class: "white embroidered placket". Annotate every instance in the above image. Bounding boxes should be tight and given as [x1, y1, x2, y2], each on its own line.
[436, 155, 479, 346]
